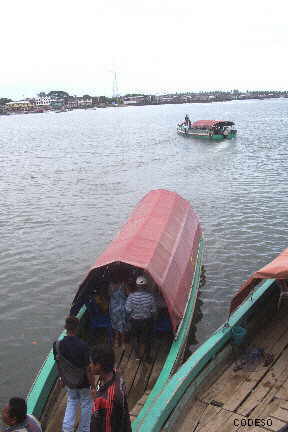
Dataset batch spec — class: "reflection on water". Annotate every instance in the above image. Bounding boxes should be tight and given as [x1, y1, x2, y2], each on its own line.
[1, 99, 288, 404]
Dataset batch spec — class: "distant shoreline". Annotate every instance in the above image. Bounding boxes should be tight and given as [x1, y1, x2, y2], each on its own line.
[1, 95, 287, 116]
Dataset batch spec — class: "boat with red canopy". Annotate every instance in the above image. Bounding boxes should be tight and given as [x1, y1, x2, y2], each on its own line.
[132, 248, 288, 432]
[230, 248, 288, 314]
[26, 189, 205, 430]
[177, 118, 237, 140]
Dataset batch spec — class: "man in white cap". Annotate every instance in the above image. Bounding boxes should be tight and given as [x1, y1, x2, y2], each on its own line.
[125, 275, 157, 362]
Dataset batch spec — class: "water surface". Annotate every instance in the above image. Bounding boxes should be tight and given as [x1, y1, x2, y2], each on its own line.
[1, 99, 288, 404]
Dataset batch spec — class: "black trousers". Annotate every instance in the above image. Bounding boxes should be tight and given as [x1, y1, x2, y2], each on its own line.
[129, 318, 153, 356]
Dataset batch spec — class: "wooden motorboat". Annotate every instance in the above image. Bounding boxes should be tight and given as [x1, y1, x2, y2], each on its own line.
[177, 120, 237, 140]
[134, 248, 288, 431]
[26, 189, 205, 430]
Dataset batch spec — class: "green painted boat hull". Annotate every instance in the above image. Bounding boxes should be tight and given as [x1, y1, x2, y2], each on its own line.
[26, 237, 205, 425]
[177, 130, 237, 140]
[133, 278, 276, 431]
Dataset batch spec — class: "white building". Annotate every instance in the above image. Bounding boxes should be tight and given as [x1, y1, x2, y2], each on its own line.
[34, 96, 52, 106]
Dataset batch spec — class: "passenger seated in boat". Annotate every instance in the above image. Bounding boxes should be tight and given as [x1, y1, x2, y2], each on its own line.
[86, 288, 111, 343]
[109, 277, 128, 348]
[125, 275, 157, 362]
[94, 288, 109, 314]
[2, 397, 42, 432]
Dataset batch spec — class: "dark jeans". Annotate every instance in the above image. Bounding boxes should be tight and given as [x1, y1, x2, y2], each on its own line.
[129, 318, 153, 357]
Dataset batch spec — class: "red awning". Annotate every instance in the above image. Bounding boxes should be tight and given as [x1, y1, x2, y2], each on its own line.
[72, 189, 202, 333]
[230, 248, 288, 314]
[191, 120, 234, 128]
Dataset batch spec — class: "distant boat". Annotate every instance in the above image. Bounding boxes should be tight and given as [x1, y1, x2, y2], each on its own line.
[177, 119, 237, 140]
[26, 189, 205, 430]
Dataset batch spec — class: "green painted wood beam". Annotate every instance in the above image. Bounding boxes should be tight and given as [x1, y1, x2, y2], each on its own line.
[134, 278, 275, 431]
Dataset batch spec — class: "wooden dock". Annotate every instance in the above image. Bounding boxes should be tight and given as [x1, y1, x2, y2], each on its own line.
[176, 305, 288, 431]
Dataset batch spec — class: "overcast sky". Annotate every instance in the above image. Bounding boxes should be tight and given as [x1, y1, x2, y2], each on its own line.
[1, 0, 287, 99]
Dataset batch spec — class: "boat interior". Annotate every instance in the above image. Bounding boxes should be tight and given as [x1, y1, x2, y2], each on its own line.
[171, 283, 288, 432]
[40, 261, 201, 431]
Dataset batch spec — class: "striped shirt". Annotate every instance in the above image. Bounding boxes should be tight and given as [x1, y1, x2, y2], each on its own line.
[125, 291, 157, 320]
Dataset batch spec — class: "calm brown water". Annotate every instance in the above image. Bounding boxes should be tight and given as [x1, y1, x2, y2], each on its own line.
[1, 99, 288, 405]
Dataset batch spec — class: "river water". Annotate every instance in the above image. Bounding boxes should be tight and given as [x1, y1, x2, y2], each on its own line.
[1, 99, 288, 405]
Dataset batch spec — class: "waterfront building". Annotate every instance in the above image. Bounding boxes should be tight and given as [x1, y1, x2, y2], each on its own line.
[34, 96, 52, 107]
[5, 100, 33, 111]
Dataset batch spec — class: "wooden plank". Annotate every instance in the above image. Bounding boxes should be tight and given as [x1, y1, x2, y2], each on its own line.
[237, 427, 270, 432]
[45, 389, 67, 432]
[129, 391, 150, 417]
[247, 368, 288, 418]
[176, 400, 207, 432]
[164, 344, 233, 432]
[251, 396, 287, 431]
[275, 376, 288, 400]
[196, 408, 234, 432]
[146, 336, 170, 392]
[265, 417, 286, 432]
[237, 340, 288, 416]
[203, 311, 288, 413]
[191, 405, 223, 431]
[270, 406, 288, 422]
[279, 400, 288, 410]
[128, 359, 154, 410]
[118, 345, 133, 374]
[211, 412, 244, 432]
[122, 350, 142, 401]
[129, 334, 171, 414]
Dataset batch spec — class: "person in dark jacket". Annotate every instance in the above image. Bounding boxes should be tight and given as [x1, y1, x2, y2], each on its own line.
[90, 345, 131, 432]
[53, 316, 95, 432]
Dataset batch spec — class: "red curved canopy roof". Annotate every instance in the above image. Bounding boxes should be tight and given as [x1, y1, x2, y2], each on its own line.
[192, 120, 234, 128]
[230, 248, 288, 313]
[73, 189, 202, 333]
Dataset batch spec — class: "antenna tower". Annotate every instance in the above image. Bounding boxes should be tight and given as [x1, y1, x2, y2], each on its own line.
[112, 72, 119, 98]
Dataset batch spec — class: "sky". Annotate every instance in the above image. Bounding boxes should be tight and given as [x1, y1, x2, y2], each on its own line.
[1, 0, 287, 99]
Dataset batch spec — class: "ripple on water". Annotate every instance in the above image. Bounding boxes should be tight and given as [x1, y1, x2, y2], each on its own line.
[1, 100, 288, 402]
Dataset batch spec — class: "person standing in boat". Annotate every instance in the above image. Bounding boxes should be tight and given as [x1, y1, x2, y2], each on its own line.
[1, 397, 42, 432]
[125, 275, 157, 361]
[90, 344, 132, 432]
[109, 277, 128, 348]
[185, 114, 191, 128]
[53, 316, 95, 432]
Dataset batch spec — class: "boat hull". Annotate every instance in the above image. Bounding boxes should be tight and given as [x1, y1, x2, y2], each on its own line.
[133, 277, 278, 431]
[26, 190, 205, 429]
[26, 237, 205, 428]
[177, 128, 237, 140]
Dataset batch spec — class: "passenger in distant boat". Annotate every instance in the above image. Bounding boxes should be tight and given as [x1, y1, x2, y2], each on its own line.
[2, 397, 42, 432]
[53, 316, 94, 432]
[90, 344, 132, 432]
[184, 114, 190, 126]
[109, 277, 128, 348]
[125, 275, 157, 362]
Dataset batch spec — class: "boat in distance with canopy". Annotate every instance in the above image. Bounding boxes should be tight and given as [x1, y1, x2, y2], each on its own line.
[26, 189, 205, 430]
[177, 118, 237, 140]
